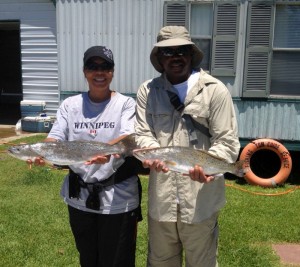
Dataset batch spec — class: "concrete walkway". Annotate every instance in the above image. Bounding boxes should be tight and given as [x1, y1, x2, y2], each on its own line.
[0, 124, 46, 143]
[273, 244, 300, 266]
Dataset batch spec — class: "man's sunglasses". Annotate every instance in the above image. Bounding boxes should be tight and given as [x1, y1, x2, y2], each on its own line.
[85, 62, 114, 71]
[159, 46, 192, 57]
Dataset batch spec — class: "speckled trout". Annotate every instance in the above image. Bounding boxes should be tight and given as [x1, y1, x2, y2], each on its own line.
[133, 146, 244, 177]
[8, 134, 137, 166]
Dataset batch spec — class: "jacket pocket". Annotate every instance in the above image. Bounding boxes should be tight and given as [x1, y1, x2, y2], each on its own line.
[185, 104, 210, 129]
[151, 112, 173, 140]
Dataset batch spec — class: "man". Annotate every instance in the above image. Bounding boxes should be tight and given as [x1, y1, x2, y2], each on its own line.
[135, 26, 240, 267]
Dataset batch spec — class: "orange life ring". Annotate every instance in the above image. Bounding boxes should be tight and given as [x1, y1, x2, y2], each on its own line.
[239, 139, 292, 187]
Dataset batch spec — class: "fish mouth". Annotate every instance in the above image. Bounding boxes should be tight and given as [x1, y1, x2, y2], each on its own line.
[7, 147, 18, 155]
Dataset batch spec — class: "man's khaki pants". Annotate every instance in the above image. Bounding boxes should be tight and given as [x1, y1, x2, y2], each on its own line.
[147, 212, 219, 267]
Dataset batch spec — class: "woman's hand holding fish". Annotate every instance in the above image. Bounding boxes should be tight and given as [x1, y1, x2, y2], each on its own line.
[142, 159, 169, 173]
[189, 165, 215, 183]
[26, 157, 45, 169]
[85, 153, 121, 165]
[85, 155, 112, 165]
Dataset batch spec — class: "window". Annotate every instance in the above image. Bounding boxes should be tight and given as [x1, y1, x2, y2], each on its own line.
[243, 1, 300, 98]
[271, 4, 300, 96]
[190, 4, 213, 71]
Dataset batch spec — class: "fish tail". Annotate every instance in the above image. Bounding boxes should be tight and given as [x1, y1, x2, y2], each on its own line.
[233, 160, 246, 178]
[118, 134, 139, 156]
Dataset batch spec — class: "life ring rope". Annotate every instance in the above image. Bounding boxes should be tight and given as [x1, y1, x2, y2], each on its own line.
[225, 183, 300, 196]
[239, 139, 292, 187]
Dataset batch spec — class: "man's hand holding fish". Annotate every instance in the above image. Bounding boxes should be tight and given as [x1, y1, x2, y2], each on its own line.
[142, 158, 215, 183]
[141, 158, 169, 173]
[188, 165, 215, 184]
[141, 156, 215, 184]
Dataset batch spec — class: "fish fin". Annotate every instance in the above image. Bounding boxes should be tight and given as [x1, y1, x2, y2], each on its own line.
[118, 134, 138, 156]
[233, 160, 246, 178]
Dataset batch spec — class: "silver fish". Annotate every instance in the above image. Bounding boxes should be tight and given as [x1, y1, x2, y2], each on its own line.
[8, 134, 137, 166]
[133, 146, 245, 177]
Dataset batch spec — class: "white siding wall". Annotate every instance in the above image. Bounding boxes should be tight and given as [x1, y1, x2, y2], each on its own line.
[0, 0, 58, 115]
[56, 0, 164, 96]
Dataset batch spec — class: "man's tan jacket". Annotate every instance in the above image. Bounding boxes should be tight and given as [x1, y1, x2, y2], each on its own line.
[135, 70, 240, 223]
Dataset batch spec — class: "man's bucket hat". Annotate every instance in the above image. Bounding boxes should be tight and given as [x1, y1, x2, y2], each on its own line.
[150, 26, 204, 73]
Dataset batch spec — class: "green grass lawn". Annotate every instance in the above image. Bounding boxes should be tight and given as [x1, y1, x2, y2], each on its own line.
[1, 135, 300, 266]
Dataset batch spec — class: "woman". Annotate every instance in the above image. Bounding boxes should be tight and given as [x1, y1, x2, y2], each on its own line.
[44, 46, 142, 267]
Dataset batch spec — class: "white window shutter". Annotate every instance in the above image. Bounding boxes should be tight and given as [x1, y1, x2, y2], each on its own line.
[211, 2, 240, 76]
[243, 1, 274, 98]
[164, 2, 188, 27]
